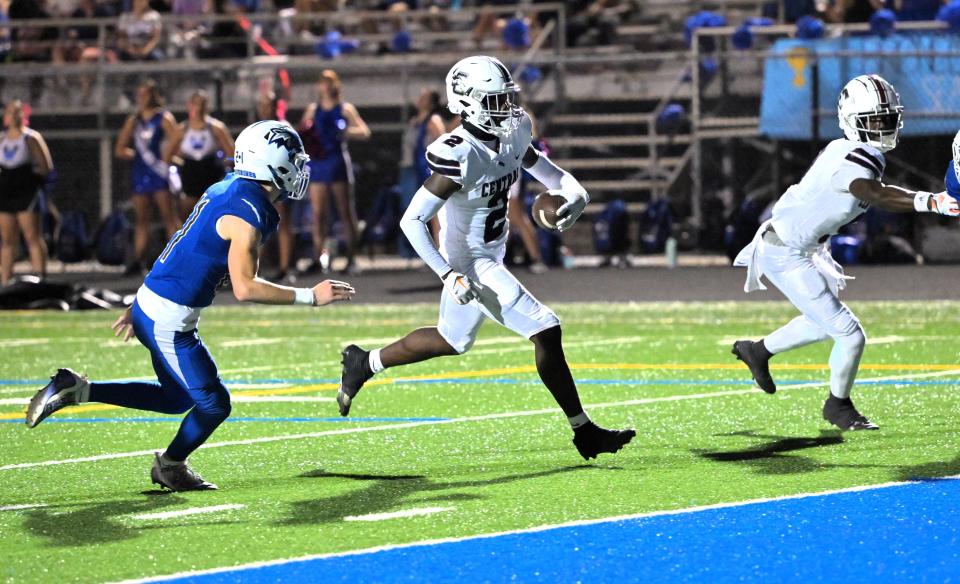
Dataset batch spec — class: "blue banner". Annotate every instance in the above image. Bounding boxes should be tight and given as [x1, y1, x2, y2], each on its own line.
[760, 33, 960, 140]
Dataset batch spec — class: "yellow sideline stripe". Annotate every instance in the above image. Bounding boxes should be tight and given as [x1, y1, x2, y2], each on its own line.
[2, 362, 958, 420]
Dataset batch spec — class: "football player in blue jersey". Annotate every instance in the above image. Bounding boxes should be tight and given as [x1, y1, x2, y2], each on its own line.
[946, 129, 960, 201]
[25, 121, 356, 492]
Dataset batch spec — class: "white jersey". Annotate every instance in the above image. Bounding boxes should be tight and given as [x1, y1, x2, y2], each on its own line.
[425, 113, 533, 260]
[771, 139, 885, 250]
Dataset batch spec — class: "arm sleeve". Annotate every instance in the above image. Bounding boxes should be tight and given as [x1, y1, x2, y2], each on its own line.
[525, 148, 588, 200]
[400, 186, 451, 278]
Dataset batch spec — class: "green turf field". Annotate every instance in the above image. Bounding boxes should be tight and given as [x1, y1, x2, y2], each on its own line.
[1, 301, 959, 583]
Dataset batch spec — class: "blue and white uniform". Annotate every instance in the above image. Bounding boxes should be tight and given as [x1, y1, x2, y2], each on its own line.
[132, 111, 169, 195]
[945, 161, 959, 200]
[304, 103, 353, 184]
[88, 174, 279, 460]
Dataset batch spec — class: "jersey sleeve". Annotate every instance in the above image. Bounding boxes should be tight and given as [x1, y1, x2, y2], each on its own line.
[425, 135, 468, 185]
[946, 162, 960, 200]
[222, 195, 268, 235]
[831, 145, 886, 192]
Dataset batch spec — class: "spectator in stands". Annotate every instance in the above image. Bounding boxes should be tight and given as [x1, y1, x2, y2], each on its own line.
[0, 0, 12, 62]
[7, 0, 57, 100]
[824, 0, 884, 22]
[0, 99, 52, 286]
[117, 0, 164, 61]
[164, 90, 233, 220]
[508, 103, 548, 273]
[565, 0, 622, 47]
[299, 69, 370, 274]
[114, 80, 179, 274]
[169, 0, 209, 58]
[198, 0, 247, 59]
[888, 0, 943, 20]
[62, 0, 117, 103]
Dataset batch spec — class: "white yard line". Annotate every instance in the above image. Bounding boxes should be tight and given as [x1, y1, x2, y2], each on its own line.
[130, 504, 245, 521]
[120, 473, 960, 584]
[220, 339, 284, 348]
[0, 503, 47, 512]
[344, 506, 454, 522]
[0, 398, 28, 405]
[4, 368, 958, 473]
[0, 339, 49, 348]
[231, 396, 334, 403]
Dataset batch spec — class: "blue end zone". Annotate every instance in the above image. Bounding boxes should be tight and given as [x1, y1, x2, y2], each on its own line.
[167, 478, 960, 583]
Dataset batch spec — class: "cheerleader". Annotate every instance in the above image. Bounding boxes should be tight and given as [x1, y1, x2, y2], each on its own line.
[0, 100, 52, 286]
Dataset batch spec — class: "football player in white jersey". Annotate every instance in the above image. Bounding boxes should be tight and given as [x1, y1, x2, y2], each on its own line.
[335, 56, 635, 460]
[731, 74, 959, 430]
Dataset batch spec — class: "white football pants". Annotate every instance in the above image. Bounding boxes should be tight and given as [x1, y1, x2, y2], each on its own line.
[758, 243, 866, 399]
[437, 256, 560, 354]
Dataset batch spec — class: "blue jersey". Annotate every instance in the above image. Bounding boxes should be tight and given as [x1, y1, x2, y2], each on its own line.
[946, 162, 960, 200]
[145, 174, 279, 308]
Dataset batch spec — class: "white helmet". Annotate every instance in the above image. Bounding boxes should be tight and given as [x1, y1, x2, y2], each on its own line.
[953, 129, 960, 182]
[233, 120, 311, 200]
[837, 74, 904, 152]
[445, 55, 523, 138]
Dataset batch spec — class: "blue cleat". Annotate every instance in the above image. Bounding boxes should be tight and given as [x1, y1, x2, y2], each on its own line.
[25, 368, 89, 428]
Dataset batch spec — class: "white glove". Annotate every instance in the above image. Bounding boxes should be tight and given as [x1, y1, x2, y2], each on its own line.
[442, 270, 479, 305]
[555, 188, 589, 232]
[914, 191, 960, 217]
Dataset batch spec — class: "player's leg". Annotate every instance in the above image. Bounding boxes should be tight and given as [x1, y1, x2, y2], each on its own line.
[761, 249, 872, 430]
[0, 211, 19, 285]
[330, 179, 359, 272]
[336, 290, 484, 416]
[732, 314, 830, 394]
[475, 260, 635, 459]
[307, 181, 330, 272]
[25, 301, 194, 427]
[153, 190, 180, 238]
[16, 208, 47, 280]
[131, 193, 153, 267]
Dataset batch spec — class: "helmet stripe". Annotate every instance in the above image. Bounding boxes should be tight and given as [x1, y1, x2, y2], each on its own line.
[869, 75, 888, 105]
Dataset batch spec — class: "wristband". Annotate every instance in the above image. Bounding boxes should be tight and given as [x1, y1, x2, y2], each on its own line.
[913, 192, 933, 213]
[293, 287, 315, 306]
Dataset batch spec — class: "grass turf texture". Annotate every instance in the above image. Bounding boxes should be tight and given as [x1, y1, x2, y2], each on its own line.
[1, 301, 959, 582]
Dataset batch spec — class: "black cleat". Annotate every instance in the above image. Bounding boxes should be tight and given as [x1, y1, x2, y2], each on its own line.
[26, 368, 88, 428]
[150, 453, 218, 491]
[572, 422, 636, 460]
[822, 395, 879, 431]
[337, 345, 374, 417]
[732, 340, 777, 394]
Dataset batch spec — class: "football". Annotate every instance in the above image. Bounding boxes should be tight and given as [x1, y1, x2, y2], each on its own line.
[531, 192, 566, 231]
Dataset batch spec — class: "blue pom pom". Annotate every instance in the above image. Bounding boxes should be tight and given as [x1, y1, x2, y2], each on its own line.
[870, 9, 896, 37]
[796, 15, 825, 39]
[732, 24, 753, 49]
[937, 0, 960, 31]
[518, 65, 541, 84]
[392, 30, 412, 53]
[684, 11, 727, 51]
[656, 103, 686, 134]
[503, 17, 531, 49]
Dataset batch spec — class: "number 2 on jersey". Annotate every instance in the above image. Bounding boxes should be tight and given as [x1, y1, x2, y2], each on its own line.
[483, 189, 509, 243]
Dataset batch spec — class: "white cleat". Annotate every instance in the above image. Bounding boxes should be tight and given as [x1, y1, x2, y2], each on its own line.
[25, 368, 89, 428]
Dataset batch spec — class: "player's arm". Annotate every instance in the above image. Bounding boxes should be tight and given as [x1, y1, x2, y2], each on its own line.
[115, 116, 136, 160]
[342, 102, 371, 141]
[522, 144, 589, 231]
[400, 173, 478, 304]
[218, 214, 355, 305]
[849, 179, 959, 216]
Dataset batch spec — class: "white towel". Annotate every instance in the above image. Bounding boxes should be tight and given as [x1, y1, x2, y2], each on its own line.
[733, 220, 771, 293]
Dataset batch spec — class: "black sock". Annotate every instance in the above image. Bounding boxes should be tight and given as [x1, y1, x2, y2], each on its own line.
[757, 339, 774, 360]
